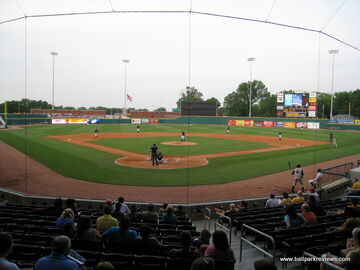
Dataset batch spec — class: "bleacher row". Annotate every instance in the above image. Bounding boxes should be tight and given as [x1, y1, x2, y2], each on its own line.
[0, 204, 208, 270]
[224, 199, 355, 268]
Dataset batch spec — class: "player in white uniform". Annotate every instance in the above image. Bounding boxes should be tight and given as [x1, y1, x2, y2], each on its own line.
[309, 168, 323, 188]
[180, 131, 185, 142]
[291, 164, 304, 193]
[278, 132, 282, 141]
[333, 137, 338, 148]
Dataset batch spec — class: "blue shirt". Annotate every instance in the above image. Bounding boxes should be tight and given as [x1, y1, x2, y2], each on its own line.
[103, 226, 138, 243]
[35, 253, 80, 270]
[56, 217, 74, 228]
[0, 258, 20, 270]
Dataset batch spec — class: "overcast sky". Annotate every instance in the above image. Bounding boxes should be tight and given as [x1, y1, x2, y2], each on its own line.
[1, 0, 359, 111]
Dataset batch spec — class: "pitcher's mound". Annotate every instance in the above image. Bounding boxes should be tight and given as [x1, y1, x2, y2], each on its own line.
[161, 141, 198, 146]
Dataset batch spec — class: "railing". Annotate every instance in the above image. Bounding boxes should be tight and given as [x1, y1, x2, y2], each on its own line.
[204, 207, 211, 231]
[239, 224, 276, 263]
[301, 252, 346, 270]
[321, 162, 353, 186]
[214, 213, 232, 245]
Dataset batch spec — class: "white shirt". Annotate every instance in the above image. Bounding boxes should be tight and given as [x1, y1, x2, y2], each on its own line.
[265, 198, 281, 208]
[119, 203, 131, 215]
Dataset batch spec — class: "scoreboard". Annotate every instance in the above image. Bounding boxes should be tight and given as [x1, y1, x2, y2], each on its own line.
[277, 92, 317, 118]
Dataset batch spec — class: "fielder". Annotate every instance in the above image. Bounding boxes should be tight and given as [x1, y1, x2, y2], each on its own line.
[333, 137, 338, 148]
[136, 126, 140, 133]
[309, 168, 323, 188]
[226, 126, 230, 134]
[180, 131, 186, 142]
[94, 128, 99, 138]
[278, 132, 282, 141]
[291, 164, 304, 193]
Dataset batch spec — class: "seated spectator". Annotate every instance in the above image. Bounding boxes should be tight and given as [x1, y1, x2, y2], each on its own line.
[158, 203, 168, 215]
[308, 194, 325, 216]
[169, 231, 201, 260]
[0, 232, 20, 270]
[265, 194, 280, 208]
[96, 262, 115, 270]
[193, 229, 211, 255]
[66, 199, 79, 219]
[300, 203, 318, 225]
[140, 203, 159, 223]
[214, 203, 237, 216]
[346, 198, 360, 217]
[321, 227, 360, 269]
[352, 179, 360, 189]
[134, 224, 162, 254]
[34, 236, 81, 270]
[280, 192, 292, 207]
[117, 197, 130, 216]
[191, 257, 215, 270]
[128, 204, 141, 221]
[237, 200, 248, 211]
[36, 198, 63, 217]
[111, 203, 124, 222]
[175, 205, 186, 216]
[205, 230, 235, 263]
[77, 215, 101, 242]
[284, 205, 306, 228]
[102, 216, 137, 244]
[308, 187, 320, 201]
[332, 207, 360, 231]
[63, 222, 76, 239]
[56, 208, 75, 229]
[161, 206, 177, 223]
[291, 191, 305, 205]
[96, 205, 119, 233]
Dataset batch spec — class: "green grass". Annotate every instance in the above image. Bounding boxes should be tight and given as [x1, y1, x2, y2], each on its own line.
[91, 136, 271, 155]
[1, 124, 360, 186]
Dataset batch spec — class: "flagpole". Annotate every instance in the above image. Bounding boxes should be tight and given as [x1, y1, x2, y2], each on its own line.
[123, 59, 130, 117]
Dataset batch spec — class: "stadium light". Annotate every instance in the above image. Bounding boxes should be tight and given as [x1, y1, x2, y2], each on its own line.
[328, 50, 339, 119]
[123, 59, 130, 116]
[247, 57, 255, 117]
[50, 51, 58, 110]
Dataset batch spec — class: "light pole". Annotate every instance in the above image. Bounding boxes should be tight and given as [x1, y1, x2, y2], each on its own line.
[328, 49, 339, 119]
[50, 51, 58, 110]
[123, 59, 130, 116]
[247, 57, 255, 117]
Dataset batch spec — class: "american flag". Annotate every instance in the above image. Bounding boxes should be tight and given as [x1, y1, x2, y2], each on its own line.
[127, 94, 133, 102]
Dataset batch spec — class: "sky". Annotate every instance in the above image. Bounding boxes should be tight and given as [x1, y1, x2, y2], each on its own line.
[0, 0, 360, 112]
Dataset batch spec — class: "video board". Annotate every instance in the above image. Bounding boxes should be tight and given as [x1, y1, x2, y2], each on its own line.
[277, 93, 317, 118]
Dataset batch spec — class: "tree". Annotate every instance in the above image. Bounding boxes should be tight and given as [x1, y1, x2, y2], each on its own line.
[206, 97, 221, 108]
[176, 86, 203, 108]
[256, 94, 277, 117]
[223, 80, 269, 116]
[350, 89, 360, 117]
[334, 92, 351, 115]
[154, 107, 167, 112]
[317, 93, 331, 118]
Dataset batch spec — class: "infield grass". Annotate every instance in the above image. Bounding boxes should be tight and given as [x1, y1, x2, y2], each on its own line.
[1, 124, 360, 186]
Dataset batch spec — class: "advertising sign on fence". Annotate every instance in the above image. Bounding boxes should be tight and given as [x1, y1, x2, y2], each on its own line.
[131, 119, 141, 124]
[276, 122, 284, 128]
[244, 120, 253, 127]
[307, 122, 320, 129]
[141, 119, 150, 124]
[254, 121, 263, 127]
[262, 121, 274, 127]
[52, 119, 88, 124]
[228, 120, 237, 126]
[150, 119, 159, 124]
[236, 120, 245, 126]
[284, 122, 296, 128]
[296, 122, 307, 129]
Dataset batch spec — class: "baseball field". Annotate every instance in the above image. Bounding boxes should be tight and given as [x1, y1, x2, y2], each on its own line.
[1, 123, 359, 188]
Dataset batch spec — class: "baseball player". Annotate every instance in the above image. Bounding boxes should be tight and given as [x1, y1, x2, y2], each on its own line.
[226, 126, 230, 134]
[94, 128, 99, 138]
[278, 132, 282, 141]
[329, 132, 333, 143]
[180, 131, 185, 142]
[136, 126, 140, 133]
[309, 168, 323, 188]
[333, 137, 338, 148]
[291, 164, 304, 193]
[150, 144, 159, 166]
[157, 151, 165, 164]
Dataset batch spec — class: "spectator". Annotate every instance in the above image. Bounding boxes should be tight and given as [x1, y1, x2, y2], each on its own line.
[134, 224, 162, 254]
[140, 203, 159, 223]
[0, 232, 20, 270]
[204, 230, 235, 263]
[300, 203, 318, 225]
[102, 216, 137, 244]
[65, 199, 79, 219]
[175, 205, 186, 216]
[36, 198, 63, 217]
[158, 203, 168, 215]
[111, 203, 124, 222]
[332, 207, 360, 231]
[193, 229, 211, 255]
[169, 231, 201, 260]
[346, 198, 360, 217]
[214, 203, 237, 216]
[77, 215, 101, 242]
[191, 257, 215, 270]
[291, 191, 305, 205]
[237, 200, 248, 211]
[34, 236, 81, 270]
[308, 195, 325, 216]
[352, 179, 360, 189]
[117, 197, 130, 216]
[63, 222, 76, 239]
[161, 206, 177, 223]
[56, 208, 75, 229]
[96, 205, 119, 233]
[128, 204, 141, 221]
[96, 262, 115, 270]
[280, 192, 292, 207]
[308, 188, 320, 201]
[284, 205, 306, 228]
[265, 194, 280, 208]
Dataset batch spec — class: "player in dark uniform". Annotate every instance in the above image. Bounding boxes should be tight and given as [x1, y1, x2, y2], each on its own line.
[150, 144, 159, 166]
[94, 129, 99, 138]
[329, 132, 333, 143]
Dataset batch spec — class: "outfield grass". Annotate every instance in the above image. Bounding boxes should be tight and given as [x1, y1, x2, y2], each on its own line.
[1, 124, 359, 186]
[91, 136, 271, 155]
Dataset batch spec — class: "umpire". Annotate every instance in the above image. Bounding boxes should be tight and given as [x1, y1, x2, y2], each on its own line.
[150, 144, 159, 166]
